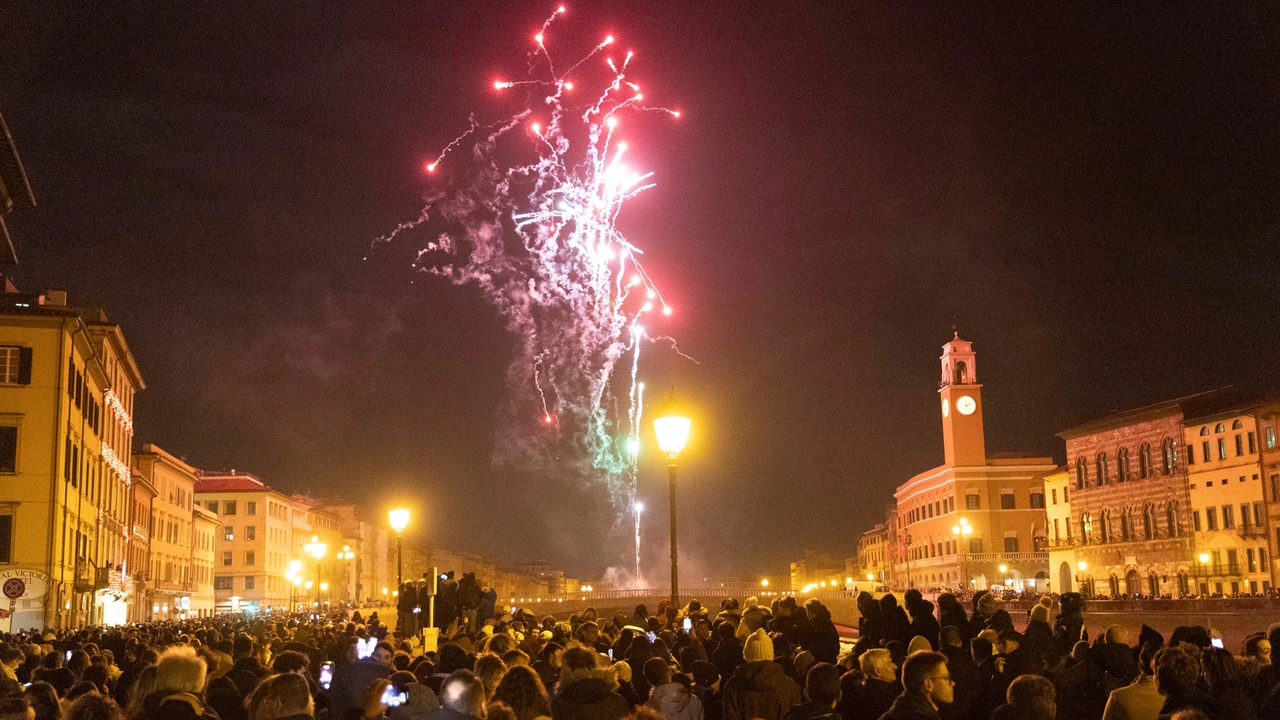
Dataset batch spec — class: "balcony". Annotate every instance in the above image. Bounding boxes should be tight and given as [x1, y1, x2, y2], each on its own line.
[1238, 525, 1267, 539]
[967, 552, 1049, 563]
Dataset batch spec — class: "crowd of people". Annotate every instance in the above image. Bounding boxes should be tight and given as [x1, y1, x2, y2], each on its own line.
[0, 587, 1273, 720]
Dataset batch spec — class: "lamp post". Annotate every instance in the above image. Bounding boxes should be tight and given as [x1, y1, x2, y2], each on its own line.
[389, 509, 410, 586]
[286, 559, 302, 612]
[952, 519, 972, 592]
[305, 536, 326, 611]
[337, 545, 355, 602]
[653, 395, 691, 610]
[1075, 560, 1088, 595]
[999, 564, 1009, 588]
[1199, 552, 1211, 596]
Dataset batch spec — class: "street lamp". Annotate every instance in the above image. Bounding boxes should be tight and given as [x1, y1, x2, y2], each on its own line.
[761, 578, 769, 588]
[952, 519, 972, 591]
[286, 559, 303, 611]
[999, 564, 1009, 587]
[305, 536, 327, 610]
[1075, 560, 1088, 595]
[1199, 552, 1211, 596]
[653, 394, 691, 610]
[337, 545, 355, 602]
[389, 509, 410, 586]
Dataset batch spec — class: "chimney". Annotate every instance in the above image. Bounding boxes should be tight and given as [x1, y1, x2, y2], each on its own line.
[45, 289, 66, 306]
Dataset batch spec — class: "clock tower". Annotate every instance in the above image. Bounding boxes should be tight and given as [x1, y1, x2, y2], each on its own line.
[939, 333, 986, 467]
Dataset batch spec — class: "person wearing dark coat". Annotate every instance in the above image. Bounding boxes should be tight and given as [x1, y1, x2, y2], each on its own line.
[477, 587, 498, 626]
[856, 650, 901, 720]
[879, 595, 912, 647]
[1019, 605, 1055, 670]
[722, 629, 801, 720]
[803, 600, 842, 666]
[433, 572, 459, 630]
[1053, 593, 1088, 659]
[1053, 644, 1125, 720]
[877, 651, 952, 720]
[551, 651, 631, 720]
[774, 598, 813, 650]
[935, 628, 976, 720]
[972, 594, 1013, 635]
[857, 593, 885, 649]
[934, 595, 968, 645]
[711, 623, 745, 684]
[783, 662, 843, 720]
[903, 591, 940, 651]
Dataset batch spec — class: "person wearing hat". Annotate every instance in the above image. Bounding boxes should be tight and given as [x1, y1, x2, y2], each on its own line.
[975, 594, 1013, 635]
[721, 629, 800, 720]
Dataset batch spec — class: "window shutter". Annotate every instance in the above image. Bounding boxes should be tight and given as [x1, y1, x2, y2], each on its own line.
[16, 347, 31, 385]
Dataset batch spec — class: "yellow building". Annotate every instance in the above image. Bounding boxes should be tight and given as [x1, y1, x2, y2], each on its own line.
[891, 335, 1057, 592]
[195, 471, 297, 612]
[0, 288, 143, 629]
[1184, 409, 1270, 595]
[856, 524, 887, 584]
[133, 444, 199, 620]
[1043, 469, 1079, 593]
[191, 504, 218, 617]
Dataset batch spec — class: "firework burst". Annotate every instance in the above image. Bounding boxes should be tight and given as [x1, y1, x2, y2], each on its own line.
[386, 6, 684, 510]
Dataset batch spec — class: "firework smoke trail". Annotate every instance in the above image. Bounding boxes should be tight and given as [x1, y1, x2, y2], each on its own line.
[391, 6, 684, 510]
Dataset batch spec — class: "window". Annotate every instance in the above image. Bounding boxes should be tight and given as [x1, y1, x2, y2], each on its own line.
[224, 501, 237, 515]
[246, 526, 256, 541]
[1201, 426, 1210, 436]
[1262, 549, 1269, 573]
[1001, 492, 1016, 510]
[1256, 503, 1265, 527]
[1218, 439, 1227, 460]
[1236, 435, 1244, 456]
[966, 494, 980, 510]
[1143, 504, 1155, 540]
[0, 515, 11, 563]
[223, 527, 234, 541]
[1203, 441, 1211, 462]
[1121, 509, 1133, 542]
[1222, 505, 1234, 529]
[1030, 492, 1045, 509]
[0, 346, 32, 385]
[1267, 426, 1277, 450]
[1081, 513, 1093, 544]
[1193, 510, 1202, 532]
[1207, 507, 1218, 531]
[222, 551, 232, 566]
[968, 538, 982, 553]
[1076, 457, 1088, 489]
[1053, 518, 1060, 541]
[1004, 536, 1019, 552]
[1272, 475, 1280, 503]
[1249, 432, 1256, 453]
[0, 426, 16, 474]
[244, 576, 255, 590]
[1241, 504, 1252, 529]
[1162, 438, 1176, 474]
[207, 501, 218, 512]
[245, 551, 255, 566]
[1051, 489, 1058, 505]
[1139, 443, 1152, 478]
[1100, 510, 1112, 543]
[1117, 447, 1130, 482]
[1233, 419, 1243, 430]
[247, 501, 257, 516]
[214, 577, 232, 590]
[1188, 443, 1196, 464]
[1096, 453, 1109, 485]
[1249, 549, 1257, 573]
[1228, 549, 1239, 575]
[1216, 423, 1225, 433]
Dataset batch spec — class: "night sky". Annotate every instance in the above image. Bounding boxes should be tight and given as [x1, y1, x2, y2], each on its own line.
[1, 1, 1277, 581]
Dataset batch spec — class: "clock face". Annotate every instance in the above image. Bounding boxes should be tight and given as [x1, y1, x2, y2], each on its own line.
[941, 398, 950, 417]
[957, 395, 977, 416]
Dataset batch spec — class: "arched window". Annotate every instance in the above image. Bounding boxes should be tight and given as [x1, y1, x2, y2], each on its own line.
[1232, 419, 1243, 430]
[1096, 453, 1109, 485]
[1161, 438, 1176, 475]
[1081, 513, 1092, 545]
[1117, 447, 1131, 482]
[1215, 423, 1225, 433]
[1143, 503, 1156, 540]
[1099, 509, 1112, 543]
[1200, 427, 1210, 436]
[1120, 508, 1133, 541]
[1109, 575, 1120, 597]
[1139, 442, 1153, 479]
[1076, 457, 1088, 489]
[1167, 501, 1182, 537]
[955, 361, 968, 385]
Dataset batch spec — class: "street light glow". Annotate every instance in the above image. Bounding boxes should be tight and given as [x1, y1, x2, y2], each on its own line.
[653, 398, 691, 460]
[389, 508, 410, 534]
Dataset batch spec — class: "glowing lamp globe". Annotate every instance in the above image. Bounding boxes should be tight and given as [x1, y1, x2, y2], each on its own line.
[653, 397, 691, 461]
[389, 509, 410, 534]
